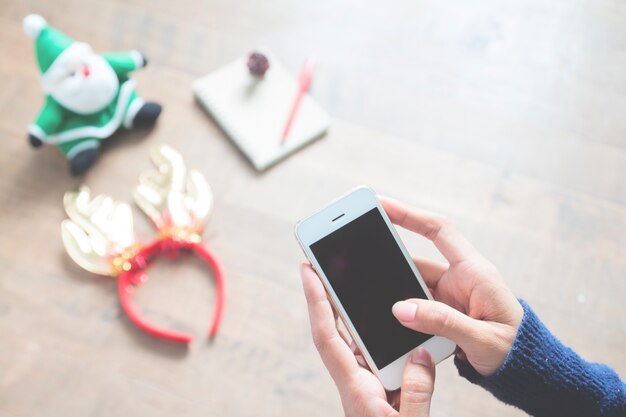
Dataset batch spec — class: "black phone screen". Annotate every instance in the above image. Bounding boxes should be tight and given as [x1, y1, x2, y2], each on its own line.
[310, 208, 432, 369]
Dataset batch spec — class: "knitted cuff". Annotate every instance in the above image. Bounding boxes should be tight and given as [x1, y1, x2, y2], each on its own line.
[455, 300, 626, 417]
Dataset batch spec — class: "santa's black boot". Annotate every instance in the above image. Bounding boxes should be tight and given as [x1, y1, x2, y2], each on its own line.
[69, 147, 100, 176]
[132, 102, 162, 128]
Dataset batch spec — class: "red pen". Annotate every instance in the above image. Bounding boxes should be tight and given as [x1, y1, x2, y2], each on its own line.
[280, 56, 316, 145]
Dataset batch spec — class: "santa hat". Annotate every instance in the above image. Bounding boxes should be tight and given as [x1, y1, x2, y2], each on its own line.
[23, 14, 75, 74]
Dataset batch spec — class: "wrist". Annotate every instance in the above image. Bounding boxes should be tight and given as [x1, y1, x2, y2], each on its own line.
[455, 299, 626, 416]
[500, 296, 524, 365]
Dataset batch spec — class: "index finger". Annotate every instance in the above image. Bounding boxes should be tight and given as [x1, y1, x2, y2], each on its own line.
[380, 196, 479, 265]
[300, 263, 360, 385]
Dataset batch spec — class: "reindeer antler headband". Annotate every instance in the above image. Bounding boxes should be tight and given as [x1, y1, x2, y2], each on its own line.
[61, 145, 224, 344]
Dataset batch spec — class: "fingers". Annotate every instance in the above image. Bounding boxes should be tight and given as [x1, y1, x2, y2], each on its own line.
[336, 314, 368, 368]
[380, 197, 478, 265]
[349, 340, 361, 356]
[313, 281, 370, 371]
[392, 299, 483, 349]
[336, 318, 352, 346]
[331, 302, 371, 370]
[300, 263, 359, 385]
[412, 257, 447, 289]
[399, 348, 435, 417]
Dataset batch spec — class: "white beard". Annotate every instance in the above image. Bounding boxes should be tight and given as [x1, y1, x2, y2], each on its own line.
[43, 45, 120, 115]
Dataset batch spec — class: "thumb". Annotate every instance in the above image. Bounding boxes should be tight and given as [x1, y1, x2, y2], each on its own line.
[392, 299, 484, 350]
[399, 348, 435, 417]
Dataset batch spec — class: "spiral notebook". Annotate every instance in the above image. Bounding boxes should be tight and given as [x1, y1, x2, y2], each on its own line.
[193, 51, 330, 171]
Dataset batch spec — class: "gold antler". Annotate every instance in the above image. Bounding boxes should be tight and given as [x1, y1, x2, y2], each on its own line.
[134, 145, 213, 236]
[61, 186, 136, 276]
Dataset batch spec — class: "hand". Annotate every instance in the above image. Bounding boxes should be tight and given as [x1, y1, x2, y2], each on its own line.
[28, 133, 43, 148]
[301, 263, 436, 417]
[382, 197, 523, 376]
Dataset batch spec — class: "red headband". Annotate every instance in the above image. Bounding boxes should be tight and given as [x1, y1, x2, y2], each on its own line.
[62, 146, 224, 344]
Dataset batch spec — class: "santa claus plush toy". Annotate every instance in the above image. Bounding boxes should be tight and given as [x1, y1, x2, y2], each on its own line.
[23, 14, 162, 176]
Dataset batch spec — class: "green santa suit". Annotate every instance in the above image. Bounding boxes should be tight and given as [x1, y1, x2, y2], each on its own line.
[24, 15, 152, 161]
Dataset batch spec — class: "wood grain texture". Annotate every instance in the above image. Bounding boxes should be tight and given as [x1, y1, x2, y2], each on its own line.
[0, 1, 625, 416]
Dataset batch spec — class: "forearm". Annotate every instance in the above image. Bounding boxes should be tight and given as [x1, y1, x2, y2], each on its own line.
[103, 50, 145, 77]
[456, 300, 626, 417]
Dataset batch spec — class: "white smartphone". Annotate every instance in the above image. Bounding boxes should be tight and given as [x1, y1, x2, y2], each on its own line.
[295, 186, 456, 390]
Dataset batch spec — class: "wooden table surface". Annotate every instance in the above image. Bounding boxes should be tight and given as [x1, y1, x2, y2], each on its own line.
[1, 1, 625, 416]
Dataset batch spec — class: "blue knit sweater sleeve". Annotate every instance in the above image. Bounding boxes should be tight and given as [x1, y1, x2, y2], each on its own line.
[455, 300, 626, 417]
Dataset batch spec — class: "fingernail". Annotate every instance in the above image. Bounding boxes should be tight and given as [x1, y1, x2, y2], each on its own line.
[392, 301, 417, 322]
[411, 348, 432, 366]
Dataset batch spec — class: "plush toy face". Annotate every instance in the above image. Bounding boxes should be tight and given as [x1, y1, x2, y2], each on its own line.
[41, 43, 119, 115]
